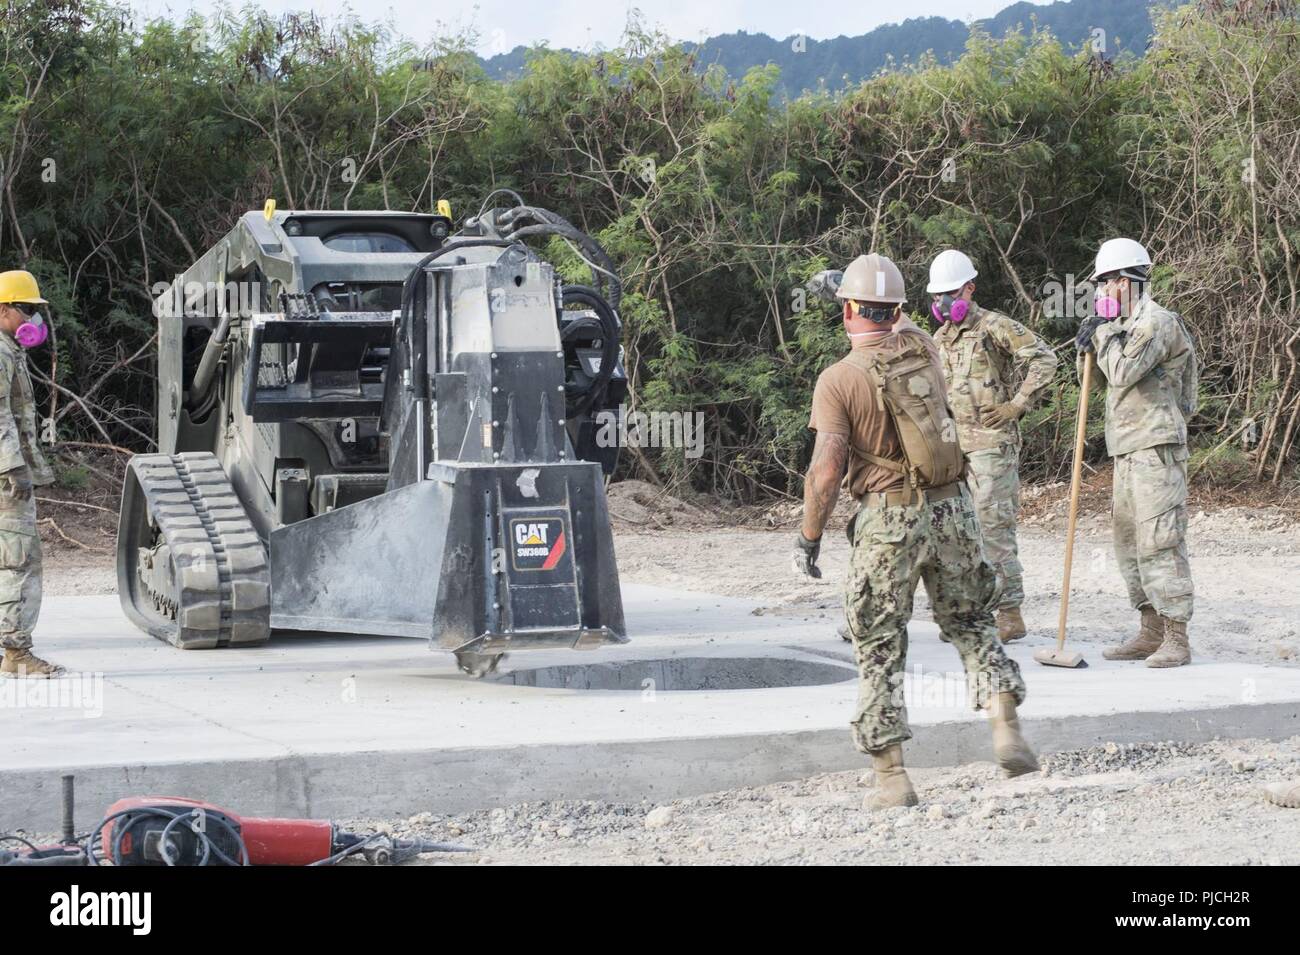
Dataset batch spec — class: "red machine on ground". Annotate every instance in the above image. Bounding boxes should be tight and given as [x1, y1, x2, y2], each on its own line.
[96, 796, 468, 866]
[1, 779, 468, 867]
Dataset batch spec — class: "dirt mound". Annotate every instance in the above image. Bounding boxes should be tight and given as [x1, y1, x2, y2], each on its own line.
[1019, 469, 1112, 528]
[605, 480, 721, 529]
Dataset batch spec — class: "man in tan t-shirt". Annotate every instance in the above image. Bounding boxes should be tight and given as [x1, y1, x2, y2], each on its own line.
[793, 253, 1034, 811]
[806, 321, 940, 498]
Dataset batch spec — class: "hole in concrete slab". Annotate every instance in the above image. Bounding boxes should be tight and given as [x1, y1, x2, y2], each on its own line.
[492, 656, 856, 691]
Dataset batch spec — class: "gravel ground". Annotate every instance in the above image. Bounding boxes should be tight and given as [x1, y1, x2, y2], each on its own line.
[612, 506, 1300, 666]
[343, 736, 1300, 865]
[19, 739, 1297, 865]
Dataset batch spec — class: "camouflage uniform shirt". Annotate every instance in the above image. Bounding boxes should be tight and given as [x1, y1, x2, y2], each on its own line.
[934, 304, 1058, 452]
[1084, 295, 1197, 456]
[0, 330, 53, 650]
[0, 331, 53, 491]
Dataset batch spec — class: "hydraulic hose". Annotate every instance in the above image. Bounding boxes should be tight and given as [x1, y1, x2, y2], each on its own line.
[560, 284, 620, 420]
[399, 237, 516, 325]
[476, 188, 526, 217]
[498, 206, 622, 308]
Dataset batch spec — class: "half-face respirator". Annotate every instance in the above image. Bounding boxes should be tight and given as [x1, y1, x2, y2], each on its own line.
[930, 294, 969, 324]
[14, 306, 48, 348]
[1093, 293, 1121, 320]
[1094, 266, 1149, 321]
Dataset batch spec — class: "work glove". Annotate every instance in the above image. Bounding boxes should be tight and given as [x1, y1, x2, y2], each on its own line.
[1075, 315, 1106, 353]
[806, 270, 843, 302]
[980, 396, 1028, 429]
[792, 532, 822, 579]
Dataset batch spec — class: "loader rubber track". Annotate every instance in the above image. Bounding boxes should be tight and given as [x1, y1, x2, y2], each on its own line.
[117, 452, 271, 649]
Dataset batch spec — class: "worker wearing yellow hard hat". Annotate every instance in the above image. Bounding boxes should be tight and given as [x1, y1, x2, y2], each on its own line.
[0, 270, 60, 677]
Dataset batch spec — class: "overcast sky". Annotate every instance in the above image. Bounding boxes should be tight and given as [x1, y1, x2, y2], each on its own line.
[125, 0, 1044, 55]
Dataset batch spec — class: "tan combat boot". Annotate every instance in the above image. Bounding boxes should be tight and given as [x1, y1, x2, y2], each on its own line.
[864, 744, 918, 810]
[988, 692, 1040, 777]
[1103, 607, 1164, 661]
[996, 607, 1026, 643]
[1146, 617, 1191, 668]
[1264, 781, 1300, 809]
[0, 648, 65, 679]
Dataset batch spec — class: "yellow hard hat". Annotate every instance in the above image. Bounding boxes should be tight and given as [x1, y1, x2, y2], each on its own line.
[0, 270, 47, 305]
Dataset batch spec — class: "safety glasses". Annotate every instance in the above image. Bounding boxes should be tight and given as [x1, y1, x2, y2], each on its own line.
[853, 302, 896, 323]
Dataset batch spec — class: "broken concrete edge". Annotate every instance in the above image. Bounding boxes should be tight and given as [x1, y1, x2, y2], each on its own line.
[5, 701, 1297, 832]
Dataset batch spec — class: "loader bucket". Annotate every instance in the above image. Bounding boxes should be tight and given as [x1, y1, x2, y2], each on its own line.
[267, 459, 625, 651]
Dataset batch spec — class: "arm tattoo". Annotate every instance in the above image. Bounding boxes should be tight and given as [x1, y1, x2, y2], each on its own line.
[802, 431, 850, 540]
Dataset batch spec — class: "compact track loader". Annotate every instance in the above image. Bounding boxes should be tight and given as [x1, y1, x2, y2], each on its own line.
[117, 197, 628, 675]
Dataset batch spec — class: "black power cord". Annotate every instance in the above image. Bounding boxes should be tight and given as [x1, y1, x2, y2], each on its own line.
[84, 806, 251, 867]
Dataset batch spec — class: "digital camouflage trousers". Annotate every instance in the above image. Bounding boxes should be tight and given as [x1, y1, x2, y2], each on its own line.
[0, 477, 41, 651]
[843, 489, 1026, 753]
[964, 444, 1023, 609]
[1112, 444, 1194, 623]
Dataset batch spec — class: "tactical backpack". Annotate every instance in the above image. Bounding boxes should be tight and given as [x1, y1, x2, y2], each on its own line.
[841, 335, 966, 498]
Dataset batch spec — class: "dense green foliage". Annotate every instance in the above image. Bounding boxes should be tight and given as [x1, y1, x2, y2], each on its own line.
[1, 0, 1298, 499]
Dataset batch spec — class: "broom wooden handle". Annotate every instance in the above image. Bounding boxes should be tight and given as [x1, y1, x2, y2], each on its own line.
[1057, 350, 1094, 651]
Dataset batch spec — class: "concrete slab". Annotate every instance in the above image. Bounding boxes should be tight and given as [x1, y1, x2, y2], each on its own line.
[2, 587, 1298, 829]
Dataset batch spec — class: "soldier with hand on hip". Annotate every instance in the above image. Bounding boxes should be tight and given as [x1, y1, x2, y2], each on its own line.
[925, 249, 1058, 643]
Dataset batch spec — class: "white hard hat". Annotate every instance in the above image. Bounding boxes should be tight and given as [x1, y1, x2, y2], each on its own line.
[836, 253, 906, 304]
[926, 249, 978, 294]
[1091, 237, 1151, 280]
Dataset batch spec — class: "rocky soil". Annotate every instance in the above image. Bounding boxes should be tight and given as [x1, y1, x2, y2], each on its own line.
[609, 483, 1300, 667]
[351, 736, 1300, 865]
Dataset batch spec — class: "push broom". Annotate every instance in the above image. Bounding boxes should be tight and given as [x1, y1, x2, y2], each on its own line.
[1033, 350, 1092, 669]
